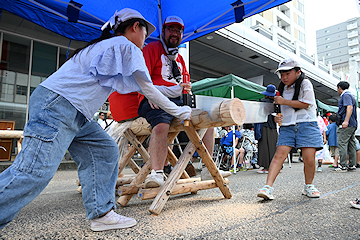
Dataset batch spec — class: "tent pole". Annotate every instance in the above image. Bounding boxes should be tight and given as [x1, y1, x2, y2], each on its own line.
[231, 86, 236, 173]
[158, 0, 163, 37]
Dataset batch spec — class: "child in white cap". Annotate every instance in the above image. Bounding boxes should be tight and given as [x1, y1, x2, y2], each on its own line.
[257, 58, 323, 200]
[0, 8, 191, 232]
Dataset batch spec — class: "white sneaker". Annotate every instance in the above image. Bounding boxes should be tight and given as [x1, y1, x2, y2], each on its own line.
[144, 169, 164, 188]
[201, 166, 231, 181]
[90, 210, 137, 231]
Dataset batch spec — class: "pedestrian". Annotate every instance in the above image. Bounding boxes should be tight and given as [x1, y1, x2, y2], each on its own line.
[257, 58, 323, 200]
[326, 114, 339, 168]
[137, 15, 230, 187]
[333, 81, 357, 172]
[0, 8, 191, 231]
[254, 84, 278, 174]
[315, 114, 327, 172]
[100, 111, 115, 130]
[97, 112, 106, 125]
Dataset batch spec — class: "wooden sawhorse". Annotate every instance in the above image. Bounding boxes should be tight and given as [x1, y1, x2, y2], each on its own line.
[115, 98, 246, 215]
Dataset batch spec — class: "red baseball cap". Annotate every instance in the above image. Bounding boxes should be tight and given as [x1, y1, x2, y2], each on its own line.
[163, 15, 184, 29]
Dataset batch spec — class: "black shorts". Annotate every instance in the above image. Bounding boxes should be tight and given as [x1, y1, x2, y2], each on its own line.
[138, 97, 182, 128]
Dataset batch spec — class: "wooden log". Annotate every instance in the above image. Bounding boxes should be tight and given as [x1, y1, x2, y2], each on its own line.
[0, 130, 24, 155]
[118, 177, 201, 196]
[138, 179, 229, 200]
[184, 122, 232, 200]
[129, 98, 246, 136]
[116, 176, 136, 187]
[148, 129, 207, 215]
[0, 130, 23, 139]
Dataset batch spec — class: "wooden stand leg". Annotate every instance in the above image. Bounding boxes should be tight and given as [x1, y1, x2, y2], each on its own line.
[148, 129, 207, 215]
[117, 130, 153, 206]
[118, 133, 147, 174]
[184, 123, 232, 199]
[117, 160, 152, 206]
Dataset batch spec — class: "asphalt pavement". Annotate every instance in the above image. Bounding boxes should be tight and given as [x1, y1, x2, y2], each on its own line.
[1, 159, 360, 240]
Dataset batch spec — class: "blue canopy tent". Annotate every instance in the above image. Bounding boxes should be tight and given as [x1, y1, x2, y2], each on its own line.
[0, 0, 290, 43]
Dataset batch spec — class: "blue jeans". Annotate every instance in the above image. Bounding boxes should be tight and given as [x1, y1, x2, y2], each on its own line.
[0, 86, 119, 229]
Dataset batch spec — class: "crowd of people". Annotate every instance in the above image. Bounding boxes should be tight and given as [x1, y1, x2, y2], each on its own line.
[1, 6, 360, 233]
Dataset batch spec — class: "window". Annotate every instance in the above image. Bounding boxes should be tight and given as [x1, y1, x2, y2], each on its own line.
[297, 1, 304, 13]
[297, 16, 305, 28]
[325, 30, 330, 33]
[299, 31, 305, 43]
[325, 37, 330, 41]
[326, 53, 331, 56]
[326, 45, 330, 48]
[0, 34, 31, 104]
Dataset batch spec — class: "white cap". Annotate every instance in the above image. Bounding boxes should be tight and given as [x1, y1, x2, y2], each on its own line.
[101, 8, 156, 38]
[274, 58, 301, 74]
[163, 15, 184, 29]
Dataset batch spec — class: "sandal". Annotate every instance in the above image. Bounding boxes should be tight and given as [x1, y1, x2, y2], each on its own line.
[302, 184, 320, 198]
[257, 185, 274, 200]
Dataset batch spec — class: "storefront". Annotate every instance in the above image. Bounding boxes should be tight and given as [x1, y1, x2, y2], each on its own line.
[0, 11, 86, 130]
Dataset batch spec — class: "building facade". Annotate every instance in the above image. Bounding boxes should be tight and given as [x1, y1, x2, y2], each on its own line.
[244, 0, 306, 54]
[316, 17, 360, 88]
[0, 11, 86, 131]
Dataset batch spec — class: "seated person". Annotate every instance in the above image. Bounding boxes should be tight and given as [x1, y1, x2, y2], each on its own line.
[239, 124, 258, 168]
[109, 91, 173, 176]
[138, 16, 230, 187]
[220, 126, 246, 172]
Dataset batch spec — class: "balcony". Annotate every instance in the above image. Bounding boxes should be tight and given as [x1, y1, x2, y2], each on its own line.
[347, 22, 358, 31]
[348, 39, 359, 47]
[349, 55, 360, 61]
[349, 47, 360, 55]
[348, 31, 359, 38]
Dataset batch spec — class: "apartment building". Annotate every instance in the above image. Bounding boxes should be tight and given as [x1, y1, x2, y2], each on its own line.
[244, 0, 306, 54]
[316, 17, 360, 88]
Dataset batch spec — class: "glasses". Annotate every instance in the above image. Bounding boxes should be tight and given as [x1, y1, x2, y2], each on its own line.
[166, 27, 183, 35]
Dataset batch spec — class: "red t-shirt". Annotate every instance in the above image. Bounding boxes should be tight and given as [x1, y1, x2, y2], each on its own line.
[109, 41, 189, 121]
[108, 92, 138, 122]
[139, 40, 189, 102]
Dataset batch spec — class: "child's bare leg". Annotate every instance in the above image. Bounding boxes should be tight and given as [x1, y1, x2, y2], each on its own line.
[302, 147, 316, 185]
[265, 145, 292, 186]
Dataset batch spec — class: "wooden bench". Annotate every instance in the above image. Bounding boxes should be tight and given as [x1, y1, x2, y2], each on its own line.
[0, 130, 24, 158]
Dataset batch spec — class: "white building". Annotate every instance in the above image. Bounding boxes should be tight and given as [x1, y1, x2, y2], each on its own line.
[316, 17, 360, 88]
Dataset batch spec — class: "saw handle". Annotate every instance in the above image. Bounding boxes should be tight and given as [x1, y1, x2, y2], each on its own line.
[275, 91, 282, 126]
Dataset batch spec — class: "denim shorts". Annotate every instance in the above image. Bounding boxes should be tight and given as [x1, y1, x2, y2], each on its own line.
[138, 97, 182, 128]
[277, 121, 323, 151]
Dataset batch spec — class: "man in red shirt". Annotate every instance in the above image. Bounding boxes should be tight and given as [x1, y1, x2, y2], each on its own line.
[138, 16, 230, 188]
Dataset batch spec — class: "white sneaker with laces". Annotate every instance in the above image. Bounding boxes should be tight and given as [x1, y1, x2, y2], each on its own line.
[201, 166, 231, 181]
[144, 169, 164, 188]
[90, 210, 137, 231]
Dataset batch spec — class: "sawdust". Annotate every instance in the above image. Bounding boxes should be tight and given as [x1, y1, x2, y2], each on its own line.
[142, 197, 263, 235]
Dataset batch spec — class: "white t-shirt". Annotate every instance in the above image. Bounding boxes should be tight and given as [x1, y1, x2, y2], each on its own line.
[41, 36, 191, 121]
[280, 79, 317, 126]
